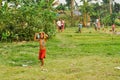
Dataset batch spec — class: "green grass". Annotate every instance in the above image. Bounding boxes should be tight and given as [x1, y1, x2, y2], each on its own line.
[0, 27, 120, 80]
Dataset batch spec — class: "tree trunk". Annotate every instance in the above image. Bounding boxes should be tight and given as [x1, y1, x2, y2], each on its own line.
[71, 0, 74, 27]
[71, 0, 74, 18]
[109, 0, 112, 14]
[0, 0, 2, 8]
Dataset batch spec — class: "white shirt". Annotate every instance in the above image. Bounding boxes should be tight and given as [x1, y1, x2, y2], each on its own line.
[57, 21, 61, 27]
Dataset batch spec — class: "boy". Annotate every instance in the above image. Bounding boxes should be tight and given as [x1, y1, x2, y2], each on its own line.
[34, 32, 48, 67]
[78, 22, 82, 33]
[94, 22, 97, 31]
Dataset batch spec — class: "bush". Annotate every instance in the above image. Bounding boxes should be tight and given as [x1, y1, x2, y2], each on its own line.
[115, 18, 120, 26]
[101, 13, 117, 26]
[0, 2, 57, 42]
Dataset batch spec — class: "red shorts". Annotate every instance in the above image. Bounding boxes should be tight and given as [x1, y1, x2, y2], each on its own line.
[39, 49, 46, 60]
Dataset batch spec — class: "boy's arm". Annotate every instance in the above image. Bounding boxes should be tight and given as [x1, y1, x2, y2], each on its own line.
[34, 33, 39, 41]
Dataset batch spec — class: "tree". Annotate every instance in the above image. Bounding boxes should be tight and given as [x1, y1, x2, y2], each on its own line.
[103, 0, 113, 14]
[88, 4, 97, 22]
[103, 0, 109, 4]
[114, 2, 120, 13]
[56, 3, 66, 11]
[80, 0, 91, 27]
[0, 0, 57, 42]
[65, 0, 71, 9]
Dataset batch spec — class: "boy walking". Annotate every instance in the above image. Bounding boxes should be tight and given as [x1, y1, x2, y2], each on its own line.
[34, 32, 48, 67]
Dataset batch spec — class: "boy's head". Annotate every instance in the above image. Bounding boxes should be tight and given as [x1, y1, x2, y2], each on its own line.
[40, 32, 45, 39]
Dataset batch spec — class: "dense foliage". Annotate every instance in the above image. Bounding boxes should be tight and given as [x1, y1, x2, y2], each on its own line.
[79, 1, 120, 26]
[0, 0, 120, 42]
[0, 1, 57, 42]
[65, 0, 71, 9]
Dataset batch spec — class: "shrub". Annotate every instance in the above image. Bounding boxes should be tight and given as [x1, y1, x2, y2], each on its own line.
[0, 1, 57, 42]
[115, 18, 120, 26]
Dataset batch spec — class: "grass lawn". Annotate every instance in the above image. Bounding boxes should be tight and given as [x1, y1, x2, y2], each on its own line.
[0, 27, 120, 80]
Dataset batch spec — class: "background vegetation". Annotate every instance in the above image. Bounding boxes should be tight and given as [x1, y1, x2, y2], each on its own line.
[0, 0, 57, 42]
[0, 0, 120, 42]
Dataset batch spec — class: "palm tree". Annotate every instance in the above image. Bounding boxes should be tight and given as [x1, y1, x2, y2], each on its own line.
[103, 0, 112, 14]
[80, 0, 91, 27]
[65, 0, 71, 9]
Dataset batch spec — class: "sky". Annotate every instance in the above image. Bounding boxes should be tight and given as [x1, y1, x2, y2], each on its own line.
[59, 0, 120, 4]
[114, 0, 120, 3]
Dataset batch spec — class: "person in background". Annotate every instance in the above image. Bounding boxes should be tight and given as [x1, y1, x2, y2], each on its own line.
[78, 22, 83, 33]
[61, 19, 65, 32]
[112, 23, 115, 32]
[93, 22, 97, 31]
[87, 22, 90, 28]
[96, 18, 101, 30]
[56, 19, 62, 32]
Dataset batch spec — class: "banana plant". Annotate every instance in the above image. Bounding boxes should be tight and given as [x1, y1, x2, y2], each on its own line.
[80, 0, 91, 27]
